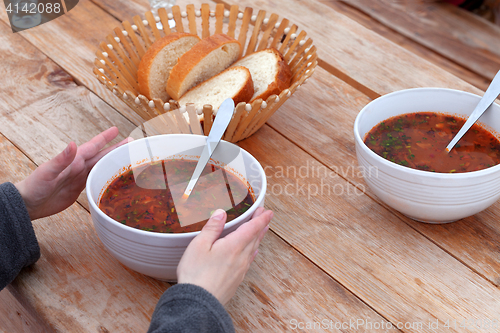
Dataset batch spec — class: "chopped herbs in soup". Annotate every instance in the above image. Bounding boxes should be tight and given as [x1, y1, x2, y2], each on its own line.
[99, 159, 254, 233]
[364, 112, 500, 173]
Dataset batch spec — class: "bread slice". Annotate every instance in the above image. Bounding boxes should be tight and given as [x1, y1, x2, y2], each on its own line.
[166, 34, 242, 101]
[232, 48, 291, 102]
[178, 66, 254, 115]
[137, 33, 200, 101]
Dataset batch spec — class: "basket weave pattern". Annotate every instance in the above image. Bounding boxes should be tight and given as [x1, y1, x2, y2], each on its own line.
[93, 3, 317, 143]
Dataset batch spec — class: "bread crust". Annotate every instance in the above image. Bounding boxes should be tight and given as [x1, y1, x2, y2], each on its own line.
[228, 66, 255, 105]
[179, 66, 254, 108]
[251, 48, 292, 102]
[137, 32, 200, 99]
[166, 34, 242, 100]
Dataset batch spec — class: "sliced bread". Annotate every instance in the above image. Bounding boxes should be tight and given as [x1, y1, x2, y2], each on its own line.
[178, 66, 254, 114]
[137, 33, 200, 101]
[166, 34, 242, 100]
[232, 48, 291, 102]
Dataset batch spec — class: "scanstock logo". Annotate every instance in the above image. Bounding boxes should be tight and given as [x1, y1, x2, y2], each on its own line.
[3, 0, 79, 32]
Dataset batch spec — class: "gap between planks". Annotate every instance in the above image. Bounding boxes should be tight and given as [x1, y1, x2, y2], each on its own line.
[331, 0, 494, 92]
[212, 0, 383, 100]
[0, 19, 136, 214]
[264, 213, 405, 332]
[0, 130, 94, 216]
[4, 2, 495, 294]
[6, 0, 498, 299]
[89, 0, 139, 24]
[264, 120, 500, 292]
[213, 0, 498, 101]
[336, 0, 500, 81]
[0, 3, 405, 328]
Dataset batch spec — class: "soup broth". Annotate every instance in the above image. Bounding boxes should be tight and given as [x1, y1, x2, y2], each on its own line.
[364, 112, 500, 173]
[99, 159, 255, 233]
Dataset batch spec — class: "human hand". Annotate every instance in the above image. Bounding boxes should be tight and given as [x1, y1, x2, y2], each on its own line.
[177, 207, 273, 305]
[15, 127, 129, 220]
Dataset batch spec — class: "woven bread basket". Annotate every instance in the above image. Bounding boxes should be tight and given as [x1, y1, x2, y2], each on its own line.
[93, 3, 317, 143]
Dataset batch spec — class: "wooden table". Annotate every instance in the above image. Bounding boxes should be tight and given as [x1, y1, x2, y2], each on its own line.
[1, 0, 500, 332]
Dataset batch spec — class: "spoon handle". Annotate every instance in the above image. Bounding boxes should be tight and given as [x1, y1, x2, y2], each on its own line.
[446, 70, 500, 152]
[182, 98, 235, 199]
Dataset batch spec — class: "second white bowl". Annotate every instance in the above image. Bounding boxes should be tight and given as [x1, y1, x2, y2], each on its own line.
[354, 88, 500, 223]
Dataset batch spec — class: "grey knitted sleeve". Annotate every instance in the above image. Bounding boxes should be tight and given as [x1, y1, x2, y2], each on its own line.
[0, 182, 40, 290]
[148, 283, 235, 333]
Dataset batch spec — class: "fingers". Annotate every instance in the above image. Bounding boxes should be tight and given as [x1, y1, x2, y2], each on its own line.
[78, 127, 119, 161]
[251, 249, 259, 262]
[257, 224, 269, 244]
[37, 142, 77, 181]
[245, 211, 272, 255]
[196, 209, 227, 249]
[86, 137, 131, 168]
[225, 210, 273, 251]
[251, 206, 265, 219]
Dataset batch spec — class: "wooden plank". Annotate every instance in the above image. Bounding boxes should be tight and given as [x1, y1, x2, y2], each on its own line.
[261, 65, 500, 292]
[91, 0, 213, 23]
[0, 17, 394, 328]
[228, 232, 397, 332]
[317, 0, 492, 92]
[0, 283, 55, 333]
[0, 133, 168, 332]
[239, 124, 500, 332]
[0, 3, 143, 127]
[214, 0, 483, 99]
[3, 0, 500, 330]
[0, 87, 135, 168]
[264, 67, 369, 185]
[91, 0, 154, 22]
[0, 27, 70, 112]
[0, 133, 392, 332]
[0, 21, 137, 211]
[338, 0, 500, 81]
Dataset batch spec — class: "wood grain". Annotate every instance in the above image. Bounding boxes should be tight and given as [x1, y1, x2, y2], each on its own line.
[90, 0, 151, 22]
[0, 22, 141, 207]
[0, 20, 137, 211]
[317, 0, 492, 92]
[228, 232, 398, 332]
[2, 0, 500, 331]
[339, 0, 500, 81]
[239, 125, 500, 332]
[91, 0, 213, 23]
[0, 288, 54, 333]
[215, 0, 483, 99]
[0, 133, 393, 332]
[0, 26, 73, 112]
[262, 65, 500, 290]
[0, 2, 144, 127]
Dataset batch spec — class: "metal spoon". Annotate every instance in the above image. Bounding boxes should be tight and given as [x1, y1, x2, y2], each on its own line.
[446, 70, 500, 152]
[182, 98, 235, 199]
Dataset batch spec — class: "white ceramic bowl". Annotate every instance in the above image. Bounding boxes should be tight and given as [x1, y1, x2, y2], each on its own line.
[86, 134, 266, 280]
[354, 88, 500, 223]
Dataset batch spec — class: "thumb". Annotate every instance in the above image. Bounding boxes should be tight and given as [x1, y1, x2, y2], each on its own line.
[197, 209, 227, 248]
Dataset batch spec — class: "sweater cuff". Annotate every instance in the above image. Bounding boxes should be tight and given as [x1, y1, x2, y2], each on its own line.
[0, 182, 40, 290]
[148, 283, 235, 333]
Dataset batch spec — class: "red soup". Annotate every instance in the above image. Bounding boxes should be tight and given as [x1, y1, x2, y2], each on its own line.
[99, 159, 255, 233]
[364, 112, 500, 173]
